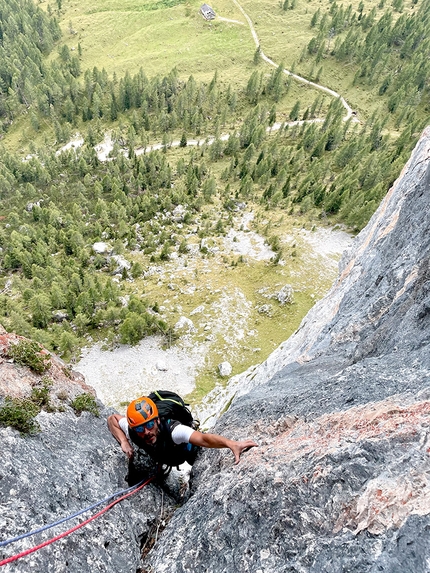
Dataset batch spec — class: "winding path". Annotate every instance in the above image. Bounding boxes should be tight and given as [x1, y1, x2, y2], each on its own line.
[131, 3, 358, 157]
[231, 0, 356, 121]
[58, 2, 358, 160]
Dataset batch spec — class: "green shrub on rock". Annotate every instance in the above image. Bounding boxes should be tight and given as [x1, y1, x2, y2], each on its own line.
[31, 377, 55, 411]
[0, 397, 40, 435]
[0, 378, 56, 435]
[8, 340, 51, 374]
[71, 393, 99, 417]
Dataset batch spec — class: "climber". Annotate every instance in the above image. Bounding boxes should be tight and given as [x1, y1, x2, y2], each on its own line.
[107, 394, 257, 469]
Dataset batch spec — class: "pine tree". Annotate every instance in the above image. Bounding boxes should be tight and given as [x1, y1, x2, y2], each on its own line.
[30, 293, 51, 328]
[269, 105, 277, 127]
[289, 100, 300, 121]
[253, 46, 262, 65]
[246, 71, 261, 104]
[310, 9, 320, 28]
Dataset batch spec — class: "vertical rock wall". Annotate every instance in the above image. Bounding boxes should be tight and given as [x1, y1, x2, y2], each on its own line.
[0, 334, 177, 573]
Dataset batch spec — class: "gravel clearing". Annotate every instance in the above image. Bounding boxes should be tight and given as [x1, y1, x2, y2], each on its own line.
[299, 227, 353, 262]
[77, 336, 206, 412]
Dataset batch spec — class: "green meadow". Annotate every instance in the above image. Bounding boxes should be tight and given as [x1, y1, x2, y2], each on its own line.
[52, 0, 255, 84]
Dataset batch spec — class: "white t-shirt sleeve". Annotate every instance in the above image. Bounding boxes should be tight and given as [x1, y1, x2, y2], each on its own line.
[171, 424, 195, 445]
[119, 417, 130, 438]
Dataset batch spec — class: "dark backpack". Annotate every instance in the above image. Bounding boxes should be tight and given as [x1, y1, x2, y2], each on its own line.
[148, 390, 197, 428]
[129, 390, 200, 471]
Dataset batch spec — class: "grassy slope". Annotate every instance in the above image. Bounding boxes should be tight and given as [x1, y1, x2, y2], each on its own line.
[53, 0, 254, 84]
[51, 0, 381, 116]
[53, 0, 419, 115]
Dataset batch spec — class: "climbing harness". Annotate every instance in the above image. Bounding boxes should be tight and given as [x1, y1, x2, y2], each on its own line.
[0, 475, 155, 567]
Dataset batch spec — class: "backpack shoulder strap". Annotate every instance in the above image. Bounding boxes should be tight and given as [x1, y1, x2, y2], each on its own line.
[152, 390, 189, 408]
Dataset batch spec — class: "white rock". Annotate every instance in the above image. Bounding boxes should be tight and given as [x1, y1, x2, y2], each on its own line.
[111, 255, 131, 272]
[93, 242, 109, 254]
[218, 362, 232, 377]
[190, 305, 205, 316]
[119, 296, 129, 307]
[156, 360, 168, 371]
[26, 201, 41, 212]
[277, 285, 293, 305]
[172, 205, 186, 221]
[174, 316, 195, 332]
[52, 310, 68, 322]
[258, 304, 273, 316]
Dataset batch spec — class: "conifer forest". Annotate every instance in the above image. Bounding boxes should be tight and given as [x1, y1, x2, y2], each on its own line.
[0, 0, 429, 365]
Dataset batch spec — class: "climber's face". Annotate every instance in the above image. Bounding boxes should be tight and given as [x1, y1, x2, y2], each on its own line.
[135, 418, 159, 445]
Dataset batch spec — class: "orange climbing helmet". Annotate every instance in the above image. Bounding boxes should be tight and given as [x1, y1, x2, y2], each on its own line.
[127, 396, 159, 428]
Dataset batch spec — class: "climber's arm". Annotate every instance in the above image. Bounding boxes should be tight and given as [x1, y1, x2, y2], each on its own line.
[107, 414, 134, 459]
[189, 431, 257, 464]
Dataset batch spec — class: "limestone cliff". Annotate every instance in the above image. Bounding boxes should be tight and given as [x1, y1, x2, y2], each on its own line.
[1, 127, 429, 572]
[0, 329, 178, 572]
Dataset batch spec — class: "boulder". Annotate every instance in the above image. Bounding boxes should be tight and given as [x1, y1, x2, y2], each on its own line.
[174, 317, 195, 332]
[111, 254, 131, 274]
[92, 242, 109, 254]
[218, 361, 232, 377]
[156, 360, 168, 372]
[276, 284, 293, 304]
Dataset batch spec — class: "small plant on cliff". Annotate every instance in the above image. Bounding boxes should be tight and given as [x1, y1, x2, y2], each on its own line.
[8, 340, 51, 374]
[31, 377, 55, 412]
[0, 397, 40, 435]
[71, 393, 99, 417]
[0, 378, 57, 435]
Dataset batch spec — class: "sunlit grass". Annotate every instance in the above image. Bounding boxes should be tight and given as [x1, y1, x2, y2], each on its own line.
[51, 0, 255, 85]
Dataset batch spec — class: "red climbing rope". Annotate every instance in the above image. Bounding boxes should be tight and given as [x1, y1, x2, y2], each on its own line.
[0, 476, 155, 567]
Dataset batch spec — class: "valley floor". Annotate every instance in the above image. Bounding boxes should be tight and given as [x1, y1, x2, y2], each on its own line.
[76, 217, 352, 417]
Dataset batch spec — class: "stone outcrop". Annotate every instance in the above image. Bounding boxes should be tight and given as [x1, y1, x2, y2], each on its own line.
[0, 326, 92, 401]
[1, 127, 429, 572]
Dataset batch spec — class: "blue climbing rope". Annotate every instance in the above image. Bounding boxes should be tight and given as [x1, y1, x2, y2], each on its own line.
[0, 476, 155, 567]
[0, 479, 148, 548]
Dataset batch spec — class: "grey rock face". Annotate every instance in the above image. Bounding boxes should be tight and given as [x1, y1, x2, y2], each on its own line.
[143, 130, 430, 572]
[0, 406, 183, 573]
